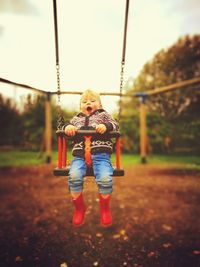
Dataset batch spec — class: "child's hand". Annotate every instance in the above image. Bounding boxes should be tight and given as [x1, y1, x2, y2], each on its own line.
[96, 124, 107, 134]
[64, 125, 78, 136]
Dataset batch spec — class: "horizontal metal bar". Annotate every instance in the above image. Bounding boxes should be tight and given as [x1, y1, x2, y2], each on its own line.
[1, 76, 199, 98]
[0, 77, 46, 94]
[50, 90, 133, 97]
[56, 129, 121, 139]
[147, 76, 200, 96]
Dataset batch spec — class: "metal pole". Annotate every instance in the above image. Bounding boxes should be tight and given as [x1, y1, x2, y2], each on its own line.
[45, 92, 52, 163]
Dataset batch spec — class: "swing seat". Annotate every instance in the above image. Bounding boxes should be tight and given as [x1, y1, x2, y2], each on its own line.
[53, 130, 125, 177]
[53, 166, 125, 177]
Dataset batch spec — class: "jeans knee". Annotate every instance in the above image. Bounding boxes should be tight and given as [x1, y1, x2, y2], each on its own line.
[96, 175, 112, 194]
[69, 170, 83, 187]
[69, 169, 81, 180]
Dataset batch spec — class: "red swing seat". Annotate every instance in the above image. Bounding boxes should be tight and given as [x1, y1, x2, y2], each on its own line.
[53, 130, 125, 177]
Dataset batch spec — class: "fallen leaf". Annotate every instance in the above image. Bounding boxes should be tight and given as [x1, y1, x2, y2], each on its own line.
[162, 224, 172, 231]
[147, 251, 156, 258]
[163, 242, 172, 248]
[96, 233, 103, 238]
[113, 234, 121, 239]
[123, 235, 129, 241]
[120, 229, 126, 235]
[193, 250, 200, 255]
[15, 256, 23, 262]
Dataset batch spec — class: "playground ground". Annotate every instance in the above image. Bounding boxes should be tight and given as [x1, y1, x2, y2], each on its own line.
[0, 164, 200, 267]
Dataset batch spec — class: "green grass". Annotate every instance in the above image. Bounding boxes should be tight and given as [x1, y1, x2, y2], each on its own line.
[0, 151, 46, 167]
[121, 154, 200, 170]
[0, 150, 72, 167]
[122, 154, 200, 164]
[0, 150, 199, 169]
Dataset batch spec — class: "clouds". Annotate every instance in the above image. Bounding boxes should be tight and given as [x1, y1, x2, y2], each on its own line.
[0, 0, 37, 15]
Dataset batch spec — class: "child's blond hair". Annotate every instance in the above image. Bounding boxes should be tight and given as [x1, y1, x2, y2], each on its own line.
[80, 89, 102, 106]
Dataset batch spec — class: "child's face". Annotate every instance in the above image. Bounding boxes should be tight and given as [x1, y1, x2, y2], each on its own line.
[80, 97, 101, 115]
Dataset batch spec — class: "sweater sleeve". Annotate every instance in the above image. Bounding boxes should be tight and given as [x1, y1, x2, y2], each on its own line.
[101, 111, 119, 132]
[61, 116, 76, 130]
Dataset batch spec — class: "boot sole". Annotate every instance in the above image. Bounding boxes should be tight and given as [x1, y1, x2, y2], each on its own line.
[100, 220, 112, 227]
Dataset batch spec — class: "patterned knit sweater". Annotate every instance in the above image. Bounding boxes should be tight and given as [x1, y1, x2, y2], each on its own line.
[63, 109, 119, 157]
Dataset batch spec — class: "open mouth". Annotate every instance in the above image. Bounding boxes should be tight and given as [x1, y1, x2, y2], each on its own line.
[86, 106, 92, 112]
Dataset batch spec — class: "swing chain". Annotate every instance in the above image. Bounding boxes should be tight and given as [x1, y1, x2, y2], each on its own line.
[56, 63, 65, 130]
[53, 0, 65, 130]
[118, 60, 125, 122]
[118, 0, 129, 123]
[57, 111, 65, 130]
[56, 64, 61, 106]
[120, 60, 125, 93]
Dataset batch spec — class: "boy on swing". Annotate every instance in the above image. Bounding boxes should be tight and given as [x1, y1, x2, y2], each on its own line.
[64, 89, 119, 227]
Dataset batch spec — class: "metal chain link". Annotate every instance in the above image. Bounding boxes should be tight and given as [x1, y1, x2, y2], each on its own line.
[118, 60, 125, 123]
[56, 64, 65, 130]
[120, 60, 125, 93]
[53, 0, 65, 130]
[56, 64, 61, 106]
[118, 0, 129, 123]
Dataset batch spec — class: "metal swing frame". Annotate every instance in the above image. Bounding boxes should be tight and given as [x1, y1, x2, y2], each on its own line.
[52, 0, 129, 177]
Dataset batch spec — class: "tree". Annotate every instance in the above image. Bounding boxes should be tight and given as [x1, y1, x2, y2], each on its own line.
[131, 34, 200, 118]
[22, 94, 77, 150]
[0, 94, 23, 146]
[121, 35, 200, 154]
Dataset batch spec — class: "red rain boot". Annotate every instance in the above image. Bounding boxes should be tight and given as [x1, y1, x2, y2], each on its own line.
[72, 193, 86, 226]
[99, 194, 112, 227]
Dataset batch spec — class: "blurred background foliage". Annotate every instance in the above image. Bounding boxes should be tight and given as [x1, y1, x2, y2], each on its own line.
[0, 34, 199, 155]
[120, 34, 200, 154]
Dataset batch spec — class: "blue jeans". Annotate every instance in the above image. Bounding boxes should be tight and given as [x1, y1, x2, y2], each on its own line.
[68, 153, 113, 194]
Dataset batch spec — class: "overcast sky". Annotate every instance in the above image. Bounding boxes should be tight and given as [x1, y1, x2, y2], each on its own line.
[0, 0, 199, 112]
